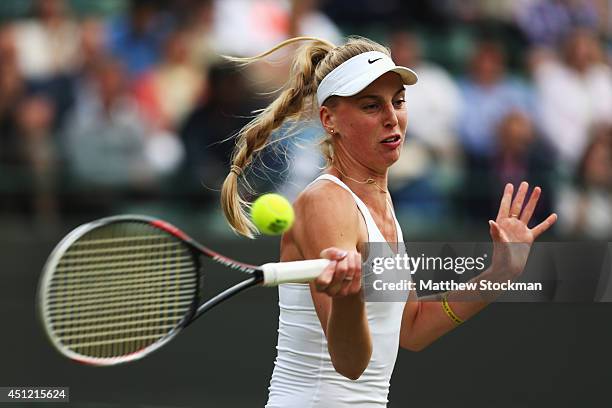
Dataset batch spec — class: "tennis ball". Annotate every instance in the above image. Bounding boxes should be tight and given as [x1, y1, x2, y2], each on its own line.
[251, 193, 295, 235]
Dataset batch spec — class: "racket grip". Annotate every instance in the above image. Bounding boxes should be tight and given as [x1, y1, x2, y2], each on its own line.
[261, 259, 330, 286]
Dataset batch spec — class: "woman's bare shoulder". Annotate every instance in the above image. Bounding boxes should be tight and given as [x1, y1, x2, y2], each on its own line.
[289, 180, 362, 255]
[294, 179, 358, 220]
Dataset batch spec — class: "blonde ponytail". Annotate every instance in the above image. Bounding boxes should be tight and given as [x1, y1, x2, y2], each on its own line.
[221, 37, 334, 237]
[221, 36, 390, 237]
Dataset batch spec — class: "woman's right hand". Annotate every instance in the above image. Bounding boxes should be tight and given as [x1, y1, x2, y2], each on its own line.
[315, 248, 362, 298]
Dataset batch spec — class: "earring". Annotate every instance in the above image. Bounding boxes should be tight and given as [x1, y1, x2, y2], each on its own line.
[329, 129, 335, 134]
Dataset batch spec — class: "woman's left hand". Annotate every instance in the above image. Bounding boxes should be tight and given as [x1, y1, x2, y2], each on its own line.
[490, 182, 557, 243]
[488, 182, 557, 278]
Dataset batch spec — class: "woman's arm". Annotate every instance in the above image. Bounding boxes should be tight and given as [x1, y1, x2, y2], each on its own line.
[282, 182, 371, 379]
[400, 182, 558, 351]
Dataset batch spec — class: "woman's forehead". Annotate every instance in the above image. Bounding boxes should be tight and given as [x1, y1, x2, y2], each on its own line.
[355, 72, 405, 98]
[322, 72, 405, 108]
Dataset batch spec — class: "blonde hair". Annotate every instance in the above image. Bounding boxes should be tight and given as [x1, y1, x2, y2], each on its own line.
[221, 36, 390, 237]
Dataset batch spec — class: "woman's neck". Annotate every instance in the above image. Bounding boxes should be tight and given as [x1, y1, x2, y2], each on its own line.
[327, 157, 390, 212]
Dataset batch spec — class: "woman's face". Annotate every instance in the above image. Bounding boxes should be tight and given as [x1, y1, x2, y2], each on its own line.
[584, 138, 612, 188]
[321, 72, 408, 173]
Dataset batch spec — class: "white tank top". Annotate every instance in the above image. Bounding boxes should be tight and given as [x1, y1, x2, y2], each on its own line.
[266, 174, 406, 408]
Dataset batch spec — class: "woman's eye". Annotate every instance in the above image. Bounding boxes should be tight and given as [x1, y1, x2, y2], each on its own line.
[394, 99, 406, 107]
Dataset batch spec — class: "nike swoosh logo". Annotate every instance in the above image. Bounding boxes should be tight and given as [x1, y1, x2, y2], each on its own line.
[368, 58, 382, 64]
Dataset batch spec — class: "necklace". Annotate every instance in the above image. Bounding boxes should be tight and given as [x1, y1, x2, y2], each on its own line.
[332, 165, 388, 194]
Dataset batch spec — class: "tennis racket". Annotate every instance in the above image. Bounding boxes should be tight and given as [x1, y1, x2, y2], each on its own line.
[37, 215, 329, 366]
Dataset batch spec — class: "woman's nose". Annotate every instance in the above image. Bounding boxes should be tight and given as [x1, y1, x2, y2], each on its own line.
[382, 103, 399, 127]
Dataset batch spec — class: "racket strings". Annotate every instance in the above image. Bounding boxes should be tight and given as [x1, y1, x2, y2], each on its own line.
[46, 282, 197, 305]
[58, 241, 183, 256]
[48, 269, 196, 293]
[53, 258, 194, 276]
[44, 222, 198, 360]
[47, 296, 195, 316]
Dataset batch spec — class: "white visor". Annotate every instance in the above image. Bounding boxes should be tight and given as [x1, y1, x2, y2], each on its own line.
[316, 51, 418, 106]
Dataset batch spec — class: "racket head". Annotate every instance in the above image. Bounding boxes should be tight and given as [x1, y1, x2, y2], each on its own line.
[37, 215, 200, 366]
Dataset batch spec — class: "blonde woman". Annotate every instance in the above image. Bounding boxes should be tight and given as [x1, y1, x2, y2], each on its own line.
[221, 36, 557, 408]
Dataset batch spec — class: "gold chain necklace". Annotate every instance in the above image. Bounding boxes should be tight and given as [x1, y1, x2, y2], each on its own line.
[332, 166, 388, 194]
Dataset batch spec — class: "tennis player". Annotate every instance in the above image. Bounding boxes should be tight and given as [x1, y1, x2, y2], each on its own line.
[221, 36, 557, 407]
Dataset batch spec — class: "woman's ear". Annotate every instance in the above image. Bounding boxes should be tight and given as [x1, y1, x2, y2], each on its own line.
[319, 105, 336, 135]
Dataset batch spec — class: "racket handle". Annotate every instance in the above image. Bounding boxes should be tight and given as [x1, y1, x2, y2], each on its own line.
[260, 259, 330, 286]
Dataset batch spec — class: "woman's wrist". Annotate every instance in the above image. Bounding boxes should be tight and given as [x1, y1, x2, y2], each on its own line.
[331, 290, 365, 308]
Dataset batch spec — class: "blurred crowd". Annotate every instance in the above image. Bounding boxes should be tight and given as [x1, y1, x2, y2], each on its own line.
[0, 0, 611, 240]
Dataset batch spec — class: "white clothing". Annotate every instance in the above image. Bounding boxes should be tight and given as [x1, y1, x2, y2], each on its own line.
[556, 187, 612, 239]
[405, 62, 461, 151]
[212, 0, 342, 56]
[535, 59, 612, 167]
[266, 174, 406, 408]
[14, 20, 80, 79]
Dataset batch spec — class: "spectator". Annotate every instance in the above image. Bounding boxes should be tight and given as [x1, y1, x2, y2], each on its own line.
[463, 110, 555, 222]
[532, 28, 612, 170]
[105, 0, 173, 78]
[134, 28, 206, 131]
[61, 57, 153, 198]
[12, 0, 80, 80]
[0, 25, 58, 219]
[556, 124, 612, 239]
[212, 0, 342, 57]
[457, 39, 533, 158]
[211, 0, 289, 56]
[12, 0, 79, 129]
[179, 62, 260, 204]
[515, 0, 599, 46]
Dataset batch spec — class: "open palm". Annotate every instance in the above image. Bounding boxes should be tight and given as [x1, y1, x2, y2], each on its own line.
[489, 182, 557, 278]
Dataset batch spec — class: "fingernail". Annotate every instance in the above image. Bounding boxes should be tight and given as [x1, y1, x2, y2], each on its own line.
[337, 250, 348, 259]
[489, 220, 494, 227]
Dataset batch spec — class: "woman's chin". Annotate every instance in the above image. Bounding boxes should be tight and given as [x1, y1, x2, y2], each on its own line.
[383, 149, 402, 167]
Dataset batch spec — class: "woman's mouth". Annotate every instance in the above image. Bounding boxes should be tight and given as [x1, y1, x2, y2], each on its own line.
[380, 135, 402, 148]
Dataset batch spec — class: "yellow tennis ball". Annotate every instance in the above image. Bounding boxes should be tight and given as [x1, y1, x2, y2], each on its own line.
[250, 193, 295, 235]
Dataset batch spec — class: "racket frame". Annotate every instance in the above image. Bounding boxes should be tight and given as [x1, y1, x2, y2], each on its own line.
[37, 215, 327, 366]
[38, 215, 262, 366]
